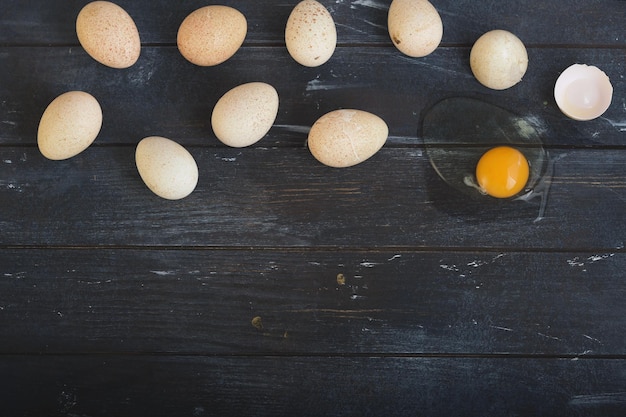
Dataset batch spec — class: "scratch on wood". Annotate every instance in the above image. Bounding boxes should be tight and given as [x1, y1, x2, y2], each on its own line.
[537, 332, 561, 341]
[150, 270, 176, 276]
[567, 253, 614, 269]
[601, 117, 626, 132]
[288, 308, 384, 313]
[363, 19, 386, 30]
[273, 124, 311, 134]
[570, 392, 626, 406]
[583, 334, 603, 344]
[351, 0, 388, 10]
[490, 325, 513, 332]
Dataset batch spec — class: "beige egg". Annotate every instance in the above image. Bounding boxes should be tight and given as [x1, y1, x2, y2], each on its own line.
[37, 91, 102, 160]
[135, 136, 199, 200]
[285, 0, 337, 67]
[388, 0, 443, 58]
[308, 109, 389, 168]
[76, 1, 141, 69]
[211, 82, 279, 148]
[177, 5, 247, 66]
[470, 30, 528, 90]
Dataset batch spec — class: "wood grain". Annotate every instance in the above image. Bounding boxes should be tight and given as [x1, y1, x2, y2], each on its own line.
[0, 147, 624, 249]
[1, 0, 625, 46]
[1, 47, 625, 147]
[1, 1, 625, 416]
[0, 249, 623, 355]
[2, 355, 626, 417]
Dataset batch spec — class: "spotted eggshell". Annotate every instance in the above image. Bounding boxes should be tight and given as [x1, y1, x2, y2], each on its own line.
[388, 0, 443, 58]
[177, 5, 247, 66]
[285, 0, 337, 67]
[135, 136, 199, 200]
[76, 1, 141, 68]
[211, 82, 279, 148]
[308, 109, 389, 168]
[470, 30, 528, 90]
[37, 91, 102, 160]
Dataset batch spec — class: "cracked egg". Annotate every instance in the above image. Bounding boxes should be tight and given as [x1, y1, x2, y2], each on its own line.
[554, 64, 613, 121]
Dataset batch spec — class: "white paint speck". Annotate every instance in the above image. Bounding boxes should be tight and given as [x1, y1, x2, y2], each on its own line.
[588, 253, 614, 262]
[467, 260, 487, 268]
[567, 257, 585, 267]
[440, 264, 459, 272]
[567, 253, 614, 268]
[150, 270, 176, 276]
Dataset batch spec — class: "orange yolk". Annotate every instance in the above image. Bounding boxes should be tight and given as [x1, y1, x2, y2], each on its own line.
[475, 146, 529, 198]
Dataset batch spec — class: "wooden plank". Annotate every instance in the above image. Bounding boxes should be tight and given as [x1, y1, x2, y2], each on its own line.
[0, 147, 624, 249]
[1, 0, 625, 46]
[2, 355, 626, 416]
[1, 1, 624, 416]
[0, 249, 623, 355]
[1, 46, 625, 147]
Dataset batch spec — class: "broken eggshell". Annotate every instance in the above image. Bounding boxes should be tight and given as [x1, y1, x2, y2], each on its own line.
[554, 64, 613, 121]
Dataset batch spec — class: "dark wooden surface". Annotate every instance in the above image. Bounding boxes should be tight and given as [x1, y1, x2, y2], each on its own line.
[1, 1, 625, 416]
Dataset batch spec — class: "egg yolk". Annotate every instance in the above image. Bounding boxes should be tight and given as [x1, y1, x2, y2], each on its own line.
[475, 146, 529, 198]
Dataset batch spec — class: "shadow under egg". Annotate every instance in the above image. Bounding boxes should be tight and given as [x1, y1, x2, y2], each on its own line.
[421, 97, 552, 222]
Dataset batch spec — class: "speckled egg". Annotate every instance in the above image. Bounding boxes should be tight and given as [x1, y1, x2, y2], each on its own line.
[211, 82, 279, 148]
[135, 136, 199, 200]
[76, 1, 141, 69]
[388, 0, 443, 58]
[285, 0, 337, 67]
[177, 5, 247, 66]
[470, 30, 528, 90]
[308, 109, 389, 168]
[37, 91, 102, 160]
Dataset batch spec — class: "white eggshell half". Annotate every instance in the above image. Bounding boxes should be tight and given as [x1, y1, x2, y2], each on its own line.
[285, 0, 337, 67]
[76, 1, 141, 69]
[388, 0, 443, 58]
[470, 30, 528, 90]
[554, 64, 613, 121]
[135, 136, 199, 200]
[37, 91, 102, 160]
[211, 82, 279, 148]
[308, 109, 389, 168]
